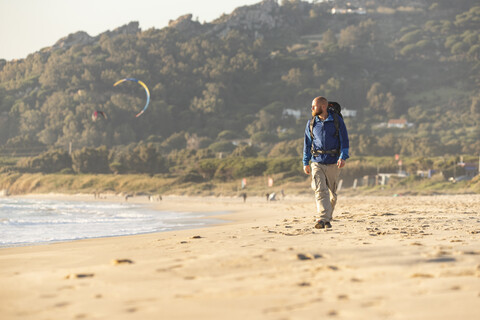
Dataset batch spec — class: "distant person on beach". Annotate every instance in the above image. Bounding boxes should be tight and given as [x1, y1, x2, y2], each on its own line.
[303, 96, 349, 229]
[242, 193, 247, 202]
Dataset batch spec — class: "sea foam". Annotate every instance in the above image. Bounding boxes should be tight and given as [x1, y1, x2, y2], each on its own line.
[0, 198, 225, 247]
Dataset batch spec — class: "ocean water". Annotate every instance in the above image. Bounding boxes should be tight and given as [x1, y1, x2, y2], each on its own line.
[0, 198, 226, 247]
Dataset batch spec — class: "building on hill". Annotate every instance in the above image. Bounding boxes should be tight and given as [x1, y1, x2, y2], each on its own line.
[331, 0, 366, 15]
[342, 108, 357, 117]
[282, 109, 302, 120]
[331, 7, 366, 15]
[387, 119, 413, 128]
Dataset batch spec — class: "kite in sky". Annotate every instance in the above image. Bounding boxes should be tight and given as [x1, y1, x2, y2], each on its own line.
[91, 110, 107, 121]
[113, 78, 151, 117]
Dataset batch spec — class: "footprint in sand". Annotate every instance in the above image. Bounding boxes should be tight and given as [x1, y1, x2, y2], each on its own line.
[112, 259, 134, 265]
[297, 253, 323, 260]
[426, 257, 456, 263]
[298, 282, 311, 287]
[65, 273, 94, 279]
[411, 273, 434, 278]
[156, 264, 183, 272]
[54, 302, 70, 308]
[460, 250, 480, 255]
[327, 310, 338, 316]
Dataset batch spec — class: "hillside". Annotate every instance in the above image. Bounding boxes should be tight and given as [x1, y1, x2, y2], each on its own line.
[0, 0, 479, 170]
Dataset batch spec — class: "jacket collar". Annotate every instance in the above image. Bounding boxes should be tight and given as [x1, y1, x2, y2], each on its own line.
[315, 111, 333, 122]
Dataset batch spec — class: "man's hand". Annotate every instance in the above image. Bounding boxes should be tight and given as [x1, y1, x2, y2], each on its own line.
[303, 165, 311, 175]
[337, 159, 346, 169]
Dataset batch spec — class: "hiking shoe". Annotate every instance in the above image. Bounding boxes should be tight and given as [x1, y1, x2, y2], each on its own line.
[314, 220, 325, 229]
[325, 221, 332, 229]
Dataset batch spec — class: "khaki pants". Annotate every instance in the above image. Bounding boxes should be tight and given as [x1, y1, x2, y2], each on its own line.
[310, 162, 341, 222]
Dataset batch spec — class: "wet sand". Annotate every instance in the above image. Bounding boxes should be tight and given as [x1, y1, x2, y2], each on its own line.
[0, 194, 479, 319]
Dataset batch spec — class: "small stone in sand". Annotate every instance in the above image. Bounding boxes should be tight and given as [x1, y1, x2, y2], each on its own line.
[192, 235, 203, 239]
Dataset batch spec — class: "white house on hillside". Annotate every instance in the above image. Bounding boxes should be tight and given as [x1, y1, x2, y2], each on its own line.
[282, 109, 302, 120]
[342, 108, 357, 117]
[387, 119, 414, 128]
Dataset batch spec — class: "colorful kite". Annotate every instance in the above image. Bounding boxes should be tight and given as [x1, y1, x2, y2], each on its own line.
[91, 110, 107, 121]
[113, 78, 150, 117]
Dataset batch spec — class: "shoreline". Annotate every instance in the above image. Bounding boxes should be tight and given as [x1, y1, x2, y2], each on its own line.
[1, 194, 479, 319]
[2, 193, 243, 249]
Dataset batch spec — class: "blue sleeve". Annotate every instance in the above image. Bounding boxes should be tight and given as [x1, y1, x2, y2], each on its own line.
[338, 117, 350, 161]
[303, 120, 312, 166]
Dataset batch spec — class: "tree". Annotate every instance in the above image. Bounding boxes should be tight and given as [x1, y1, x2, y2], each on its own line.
[338, 19, 377, 51]
[281, 68, 305, 88]
[268, 139, 302, 158]
[366, 83, 398, 117]
[72, 146, 110, 173]
[19, 149, 72, 173]
[230, 145, 258, 157]
[161, 132, 187, 152]
[471, 95, 480, 124]
[190, 83, 225, 114]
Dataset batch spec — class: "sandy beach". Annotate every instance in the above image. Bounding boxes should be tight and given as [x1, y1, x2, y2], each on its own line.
[1, 193, 479, 319]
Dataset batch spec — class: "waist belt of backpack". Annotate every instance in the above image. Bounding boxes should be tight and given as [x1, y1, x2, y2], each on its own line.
[312, 149, 339, 156]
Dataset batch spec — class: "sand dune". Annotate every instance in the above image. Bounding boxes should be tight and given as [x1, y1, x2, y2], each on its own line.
[0, 194, 479, 319]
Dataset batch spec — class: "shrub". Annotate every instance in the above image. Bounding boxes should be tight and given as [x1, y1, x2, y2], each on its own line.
[161, 131, 187, 151]
[268, 139, 302, 158]
[217, 130, 239, 140]
[72, 146, 110, 174]
[251, 131, 278, 144]
[177, 170, 205, 183]
[232, 158, 267, 178]
[230, 145, 258, 157]
[197, 159, 222, 179]
[18, 149, 72, 173]
[209, 141, 236, 152]
[265, 158, 300, 175]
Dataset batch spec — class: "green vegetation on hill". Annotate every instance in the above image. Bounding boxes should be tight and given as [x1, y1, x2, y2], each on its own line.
[0, 0, 479, 193]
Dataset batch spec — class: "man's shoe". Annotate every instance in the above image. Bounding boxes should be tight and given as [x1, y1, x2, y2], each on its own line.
[314, 220, 325, 229]
[325, 221, 332, 229]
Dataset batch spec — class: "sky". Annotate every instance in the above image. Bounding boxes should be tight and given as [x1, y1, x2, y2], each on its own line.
[0, 0, 269, 60]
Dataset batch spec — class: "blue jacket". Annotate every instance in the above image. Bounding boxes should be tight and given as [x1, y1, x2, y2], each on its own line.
[303, 111, 349, 166]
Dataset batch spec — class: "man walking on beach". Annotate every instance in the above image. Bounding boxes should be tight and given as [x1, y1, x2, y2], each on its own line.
[303, 96, 349, 229]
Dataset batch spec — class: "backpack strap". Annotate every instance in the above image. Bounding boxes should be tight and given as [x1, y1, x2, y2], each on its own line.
[309, 116, 315, 154]
[332, 112, 339, 138]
